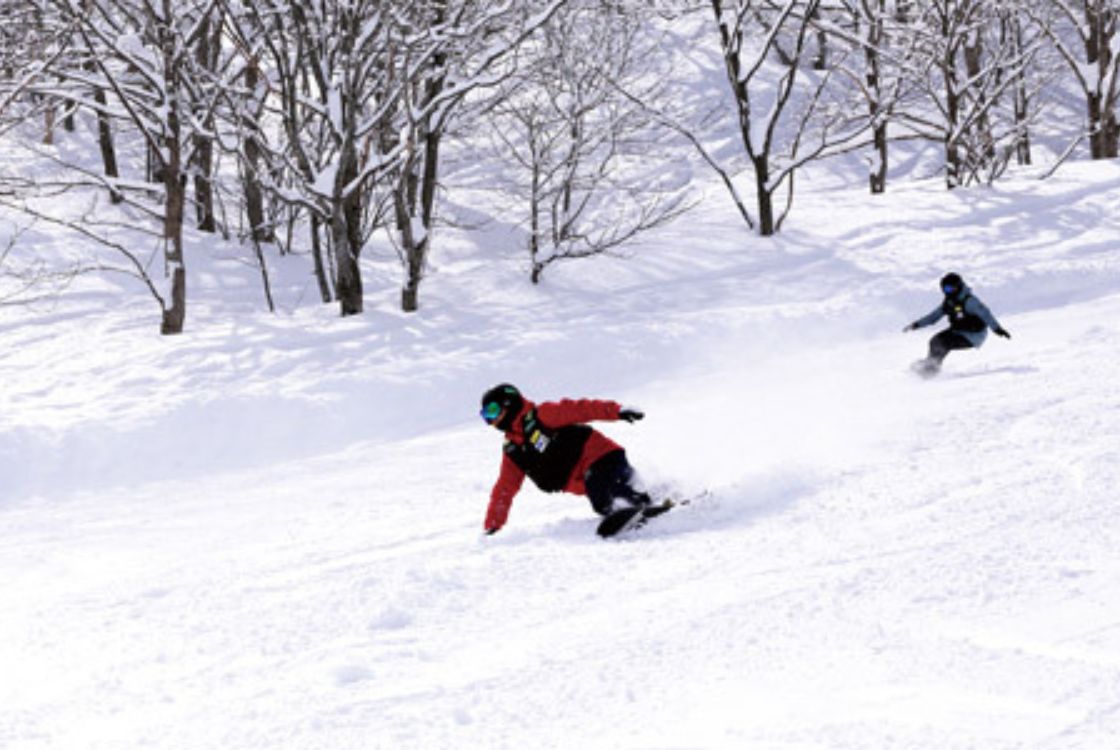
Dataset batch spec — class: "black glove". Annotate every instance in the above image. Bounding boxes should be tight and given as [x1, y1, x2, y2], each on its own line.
[994, 327, 1011, 339]
[618, 407, 644, 423]
[903, 322, 918, 333]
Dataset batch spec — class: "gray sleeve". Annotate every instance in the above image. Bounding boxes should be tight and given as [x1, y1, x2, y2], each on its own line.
[967, 296, 1002, 331]
[913, 305, 945, 329]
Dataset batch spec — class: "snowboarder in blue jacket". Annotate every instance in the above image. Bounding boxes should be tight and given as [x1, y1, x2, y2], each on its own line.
[904, 272, 1010, 375]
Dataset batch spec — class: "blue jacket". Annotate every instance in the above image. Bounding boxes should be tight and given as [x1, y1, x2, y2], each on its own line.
[912, 284, 1003, 347]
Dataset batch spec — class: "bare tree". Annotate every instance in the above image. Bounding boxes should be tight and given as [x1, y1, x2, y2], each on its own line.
[1028, 0, 1120, 159]
[999, 6, 1034, 166]
[190, 9, 223, 233]
[386, 0, 567, 312]
[856, 0, 893, 192]
[709, 0, 870, 234]
[893, 1, 1044, 188]
[222, 0, 564, 315]
[486, 0, 690, 283]
[237, 60, 273, 244]
[0, 2, 73, 144]
[827, 0, 920, 193]
[220, 0, 396, 314]
[36, 0, 233, 333]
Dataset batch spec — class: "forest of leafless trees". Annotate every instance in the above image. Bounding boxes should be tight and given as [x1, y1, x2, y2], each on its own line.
[1, 0, 1116, 332]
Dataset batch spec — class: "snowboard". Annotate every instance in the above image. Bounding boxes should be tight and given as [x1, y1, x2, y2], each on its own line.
[596, 500, 675, 538]
[910, 358, 940, 378]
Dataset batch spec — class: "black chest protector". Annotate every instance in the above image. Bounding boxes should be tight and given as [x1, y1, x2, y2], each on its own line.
[504, 409, 592, 493]
[943, 294, 985, 333]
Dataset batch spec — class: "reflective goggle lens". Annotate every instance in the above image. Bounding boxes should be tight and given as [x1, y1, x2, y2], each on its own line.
[481, 402, 502, 422]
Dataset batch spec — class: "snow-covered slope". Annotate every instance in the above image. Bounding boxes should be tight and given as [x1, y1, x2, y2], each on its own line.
[2, 160, 1119, 748]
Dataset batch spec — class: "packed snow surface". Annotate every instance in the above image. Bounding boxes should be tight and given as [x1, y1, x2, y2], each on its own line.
[2, 161, 1120, 749]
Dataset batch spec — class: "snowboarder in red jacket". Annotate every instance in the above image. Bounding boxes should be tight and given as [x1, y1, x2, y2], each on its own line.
[480, 383, 648, 534]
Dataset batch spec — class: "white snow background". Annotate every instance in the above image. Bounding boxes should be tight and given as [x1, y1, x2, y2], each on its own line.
[3, 92, 1120, 750]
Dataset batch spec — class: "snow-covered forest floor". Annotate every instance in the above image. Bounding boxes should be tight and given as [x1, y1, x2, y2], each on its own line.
[2, 154, 1120, 748]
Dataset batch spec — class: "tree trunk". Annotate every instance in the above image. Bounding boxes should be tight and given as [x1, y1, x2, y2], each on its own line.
[309, 214, 332, 303]
[194, 142, 216, 232]
[397, 191, 424, 313]
[557, 117, 580, 244]
[161, 110, 187, 334]
[1086, 101, 1117, 159]
[865, 1, 887, 194]
[242, 64, 271, 242]
[243, 134, 268, 240]
[1006, 13, 1031, 166]
[713, 1, 762, 231]
[192, 16, 218, 233]
[870, 121, 888, 194]
[43, 106, 54, 145]
[334, 228, 363, 316]
[94, 84, 121, 203]
[812, 5, 827, 70]
[253, 239, 275, 313]
[529, 159, 542, 283]
[401, 258, 424, 312]
[333, 139, 364, 316]
[754, 155, 775, 236]
[161, 258, 187, 334]
[1084, 3, 1116, 158]
[1088, 92, 1107, 158]
[399, 138, 442, 312]
[159, 0, 186, 334]
[963, 34, 995, 175]
[944, 56, 961, 189]
[400, 38, 447, 313]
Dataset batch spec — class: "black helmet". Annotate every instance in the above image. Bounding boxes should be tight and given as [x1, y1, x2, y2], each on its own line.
[940, 272, 964, 296]
[480, 383, 524, 430]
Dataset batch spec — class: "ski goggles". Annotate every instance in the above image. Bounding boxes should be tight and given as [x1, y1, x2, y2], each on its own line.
[480, 402, 503, 423]
[941, 282, 959, 295]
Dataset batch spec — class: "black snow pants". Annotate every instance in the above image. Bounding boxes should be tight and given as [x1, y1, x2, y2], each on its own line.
[584, 449, 651, 516]
[928, 330, 975, 364]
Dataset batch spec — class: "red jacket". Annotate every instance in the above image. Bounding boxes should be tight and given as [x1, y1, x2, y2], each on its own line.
[484, 398, 623, 532]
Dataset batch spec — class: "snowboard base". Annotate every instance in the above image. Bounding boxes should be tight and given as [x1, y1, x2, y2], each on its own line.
[596, 500, 674, 538]
[910, 358, 940, 378]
